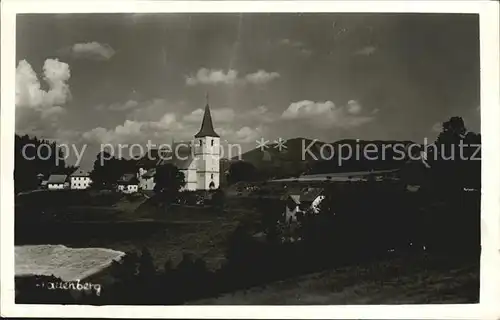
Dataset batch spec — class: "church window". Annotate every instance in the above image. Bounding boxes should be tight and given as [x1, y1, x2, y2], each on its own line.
[211, 173, 214, 179]
[211, 139, 214, 146]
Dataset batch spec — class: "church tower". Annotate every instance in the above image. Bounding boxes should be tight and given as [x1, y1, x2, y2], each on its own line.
[194, 98, 220, 190]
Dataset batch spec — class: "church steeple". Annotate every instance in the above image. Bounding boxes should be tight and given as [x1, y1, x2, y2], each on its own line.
[194, 96, 219, 138]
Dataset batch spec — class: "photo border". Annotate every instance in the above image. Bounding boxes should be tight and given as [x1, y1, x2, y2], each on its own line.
[1, 1, 499, 318]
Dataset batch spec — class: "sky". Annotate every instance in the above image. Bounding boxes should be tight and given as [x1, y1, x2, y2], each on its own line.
[15, 13, 480, 170]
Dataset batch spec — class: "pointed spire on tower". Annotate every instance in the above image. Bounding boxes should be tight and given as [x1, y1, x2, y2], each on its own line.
[195, 94, 220, 138]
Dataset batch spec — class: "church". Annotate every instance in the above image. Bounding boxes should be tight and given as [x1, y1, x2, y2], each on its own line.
[136, 101, 221, 191]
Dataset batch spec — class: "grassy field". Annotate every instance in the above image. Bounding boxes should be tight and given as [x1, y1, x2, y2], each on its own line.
[15, 193, 261, 270]
[193, 253, 479, 304]
[80, 203, 260, 270]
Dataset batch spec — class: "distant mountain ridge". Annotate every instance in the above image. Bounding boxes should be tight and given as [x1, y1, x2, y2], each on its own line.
[231, 137, 418, 177]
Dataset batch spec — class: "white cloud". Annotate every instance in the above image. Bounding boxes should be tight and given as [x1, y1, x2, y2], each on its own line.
[278, 38, 313, 57]
[16, 59, 71, 109]
[183, 107, 236, 123]
[282, 100, 374, 129]
[15, 59, 72, 137]
[279, 38, 304, 48]
[245, 70, 280, 85]
[69, 42, 116, 61]
[82, 101, 275, 147]
[432, 122, 443, 133]
[234, 126, 263, 143]
[186, 68, 280, 86]
[354, 46, 377, 56]
[186, 68, 239, 86]
[346, 100, 362, 115]
[216, 126, 265, 144]
[282, 100, 336, 119]
[106, 100, 140, 111]
[82, 114, 184, 145]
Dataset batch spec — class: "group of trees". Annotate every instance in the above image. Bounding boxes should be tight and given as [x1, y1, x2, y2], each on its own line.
[15, 134, 76, 193]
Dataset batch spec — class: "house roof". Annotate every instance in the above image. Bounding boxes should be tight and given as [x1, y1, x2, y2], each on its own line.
[288, 194, 301, 204]
[47, 174, 67, 184]
[280, 187, 324, 204]
[300, 187, 324, 202]
[141, 168, 156, 179]
[194, 104, 219, 138]
[70, 168, 89, 177]
[40, 180, 48, 186]
[118, 173, 138, 185]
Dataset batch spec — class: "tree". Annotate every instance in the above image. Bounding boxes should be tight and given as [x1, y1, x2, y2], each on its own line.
[138, 247, 156, 279]
[14, 134, 72, 193]
[430, 116, 481, 190]
[90, 152, 138, 189]
[227, 161, 257, 184]
[154, 163, 185, 200]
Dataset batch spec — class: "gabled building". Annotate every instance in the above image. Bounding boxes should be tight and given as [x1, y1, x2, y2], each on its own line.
[46, 174, 69, 190]
[70, 168, 92, 190]
[137, 168, 156, 191]
[117, 173, 139, 194]
[281, 187, 325, 223]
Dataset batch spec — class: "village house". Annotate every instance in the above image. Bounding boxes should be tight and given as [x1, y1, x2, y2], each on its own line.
[137, 168, 156, 191]
[117, 173, 139, 194]
[281, 187, 325, 223]
[46, 174, 69, 190]
[70, 168, 92, 190]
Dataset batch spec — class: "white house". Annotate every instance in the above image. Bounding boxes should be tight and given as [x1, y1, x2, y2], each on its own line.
[46, 174, 69, 190]
[137, 168, 156, 191]
[117, 173, 139, 194]
[138, 100, 221, 191]
[70, 168, 92, 190]
[282, 188, 325, 223]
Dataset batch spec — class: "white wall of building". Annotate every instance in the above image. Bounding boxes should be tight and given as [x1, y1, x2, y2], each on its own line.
[70, 176, 91, 190]
[48, 183, 65, 190]
[194, 137, 220, 190]
[118, 184, 138, 193]
[139, 177, 156, 191]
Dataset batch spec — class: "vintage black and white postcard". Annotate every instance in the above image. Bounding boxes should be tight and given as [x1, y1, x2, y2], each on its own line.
[1, 0, 499, 318]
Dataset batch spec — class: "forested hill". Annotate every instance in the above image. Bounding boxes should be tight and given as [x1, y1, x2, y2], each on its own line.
[233, 137, 417, 176]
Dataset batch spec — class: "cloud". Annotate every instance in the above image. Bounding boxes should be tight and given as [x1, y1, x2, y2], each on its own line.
[82, 115, 183, 145]
[245, 70, 280, 85]
[16, 59, 72, 137]
[99, 100, 140, 111]
[346, 100, 362, 115]
[281, 100, 374, 129]
[185, 68, 280, 86]
[278, 38, 313, 57]
[216, 126, 265, 144]
[234, 126, 264, 143]
[354, 46, 377, 56]
[82, 101, 275, 148]
[186, 68, 239, 86]
[432, 122, 443, 133]
[279, 38, 304, 48]
[62, 42, 116, 61]
[184, 107, 236, 124]
[16, 59, 71, 109]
